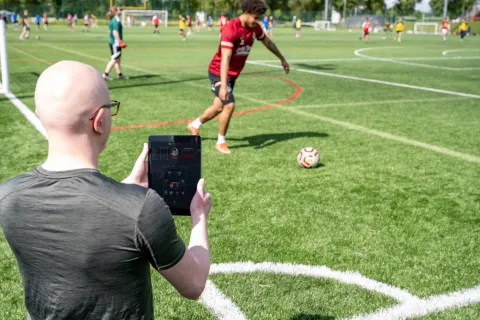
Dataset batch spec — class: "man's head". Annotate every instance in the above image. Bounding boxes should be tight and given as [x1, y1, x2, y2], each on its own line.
[35, 61, 114, 155]
[241, 0, 267, 28]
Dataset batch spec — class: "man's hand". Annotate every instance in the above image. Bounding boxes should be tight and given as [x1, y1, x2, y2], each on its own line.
[190, 179, 212, 218]
[119, 40, 127, 48]
[218, 85, 229, 102]
[122, 143, 149, 188]
[281, 60, 290, 74]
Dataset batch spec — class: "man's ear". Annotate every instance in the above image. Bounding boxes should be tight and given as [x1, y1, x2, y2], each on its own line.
[92, 108, 105, 134]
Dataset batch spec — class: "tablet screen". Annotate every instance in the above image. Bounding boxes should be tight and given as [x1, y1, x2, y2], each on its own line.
[148, 135, 201, 215]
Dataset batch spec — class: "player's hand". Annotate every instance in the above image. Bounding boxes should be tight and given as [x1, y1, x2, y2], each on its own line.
[122, 143, 149, 188]
[219, 85, 229, 102]
[190, 179, 212, 218]
[119, 40, 127, 48]
[281, 60, 290, 74]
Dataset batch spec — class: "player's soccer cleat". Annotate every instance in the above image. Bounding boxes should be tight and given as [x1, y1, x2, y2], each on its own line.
[102, 74, 113, 81]
[117, 75, 129, 80]
[216, 143, 231, 154]
[187, 122, 199, 135]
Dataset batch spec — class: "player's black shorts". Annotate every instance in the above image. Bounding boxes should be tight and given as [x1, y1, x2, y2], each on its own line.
[209, 71, 235, 105]
[154, 24, 159, 28]
[44, 21, 48, 25]
[84, 23, 88, 27]
[460, 30, 466, 38]
[36, 22, 40, 26]
[179, 28, 184, 32]
[109, 43, 121, 60]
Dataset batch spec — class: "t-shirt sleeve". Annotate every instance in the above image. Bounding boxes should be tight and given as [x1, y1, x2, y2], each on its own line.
[112, 20, 120, 32]
[135, 189, 186, 270]
[255, 23, 265, 40]
[220, 23, 235, 49]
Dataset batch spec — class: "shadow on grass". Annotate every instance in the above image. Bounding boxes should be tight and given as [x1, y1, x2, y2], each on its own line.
[295, 63, 336, 71]
[203, 131, 329, 150]
[291, 313, 335, 320]
[108, 75, 206, 90]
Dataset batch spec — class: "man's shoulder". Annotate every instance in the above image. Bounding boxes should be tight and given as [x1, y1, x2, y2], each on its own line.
[0, 170, 38, 202]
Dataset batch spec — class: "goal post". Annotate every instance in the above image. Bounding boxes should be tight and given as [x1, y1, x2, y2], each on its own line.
[0, 19, 9, 94]
[314, 20, 336, 31]
[121, 10, 168, 27]
[413, 22, 439, 35]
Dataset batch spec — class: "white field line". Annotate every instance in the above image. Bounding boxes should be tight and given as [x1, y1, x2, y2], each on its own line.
[251, 56, 480, 63]
[283, 108, 480, 164]
[354, 47, 480, 71]
[442, 49, 480, 55]
[247, 61, 480, 99]
[348, 285, 480, 320]
[0, 84, 47, 139]
[289, 97, 469, 109]
[209, 262, 419, 303]
[200, 280, 247, 320]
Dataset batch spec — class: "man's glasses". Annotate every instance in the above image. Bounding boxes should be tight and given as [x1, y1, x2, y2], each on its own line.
[89, 100, 120, 120]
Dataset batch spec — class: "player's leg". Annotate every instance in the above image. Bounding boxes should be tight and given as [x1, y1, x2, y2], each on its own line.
[19, 28, 26, 39]
[216, 101, 235, 154]
[104, 45, 119, 80]
[25, 27, 30, 39]
[187, 96, 223, 135]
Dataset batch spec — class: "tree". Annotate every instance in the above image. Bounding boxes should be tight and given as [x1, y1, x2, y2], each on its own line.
[394, 0, 422, 15]
[429, 0, 474, 17]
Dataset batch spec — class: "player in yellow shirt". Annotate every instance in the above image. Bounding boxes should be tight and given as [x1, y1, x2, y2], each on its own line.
[459, 18, 468, 41]
[394, 17, 404, 42]
[178, 14, 186, 41]
[295, 18, 302, 38]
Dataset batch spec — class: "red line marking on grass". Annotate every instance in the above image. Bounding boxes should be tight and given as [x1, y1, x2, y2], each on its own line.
[111, 75, 302, 131]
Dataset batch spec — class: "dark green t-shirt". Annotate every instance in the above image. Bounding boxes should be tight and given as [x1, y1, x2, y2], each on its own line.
[0, 166, 186, 320]
[109, 16, 123, 45]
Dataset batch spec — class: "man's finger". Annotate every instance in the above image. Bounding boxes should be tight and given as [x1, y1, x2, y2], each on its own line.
[197, 178, 205, 195]
[135, 143, 149, 166]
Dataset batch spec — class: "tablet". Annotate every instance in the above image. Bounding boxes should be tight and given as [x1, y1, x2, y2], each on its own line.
[148, 135, 201, 216]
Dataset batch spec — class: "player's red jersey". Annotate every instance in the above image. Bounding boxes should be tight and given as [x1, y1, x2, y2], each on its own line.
[442, 20, 449, 29]
[208, 18, 265, 80]
[152, 16, 159, 25]
[219, 16, 228, 31]
[187, 16, 192, 26]
[363, 21, 371, 32]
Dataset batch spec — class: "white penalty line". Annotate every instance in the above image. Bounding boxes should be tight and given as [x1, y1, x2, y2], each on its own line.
[348, 285, 480, 320]
[247, 61, 480, 99]
[251, 56, 480, 63]
[0, 83, 47, 139]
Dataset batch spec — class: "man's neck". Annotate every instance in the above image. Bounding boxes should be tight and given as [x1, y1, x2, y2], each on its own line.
[42, 139, 100, 171]
[239, 14, 248, 28]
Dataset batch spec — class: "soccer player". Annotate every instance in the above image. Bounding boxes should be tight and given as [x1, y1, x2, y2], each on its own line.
[262, 15, 269, 33]
[195, 15, 201, 32]
[459, 18, 468, 41]
[103, 6, 128, 81]
[384, 21, 391, 35]
[35, 14, 41, 31]
[268, 16, 274, 37]
[186, 0, 290, 154]
[12, 12, 18, 31]
[152, 13, 160, 35]
[295, 17, 302, 38]
[83, 13, 90, 32]
[178, 14, 186, 41]
[218, 12, 228, 36]
[207, 15, 213, 32]
[66, 13, 73, 31]
[441, 16, 450, 41]
[19, 10, 30, 40]
[361, 17, 371, 42]
[43, 12, 48, 31]
[186, 15, 192, 35]
[73, 13, 78, 29]
[395, 17, 404, 42]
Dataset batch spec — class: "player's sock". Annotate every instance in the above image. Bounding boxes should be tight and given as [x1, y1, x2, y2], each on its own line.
[192, 118, 202, 129]
[217, 134, 226, 144]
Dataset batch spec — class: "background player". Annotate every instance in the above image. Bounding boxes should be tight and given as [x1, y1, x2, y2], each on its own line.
[43, 12, 48, 31]
[361, 17, 371, 42]
[195, 15, 201, 32]
[186, 15, 192, 35]
[218, 12, 228, 37]
[83, 13, 90, 32]
[441, 16, 450, 41]
[459, 18, 468, 41]
[178, 14, 186, 41]
[207, 15, 213, 31]
[268, 16, 274, 37]
[395, 17, 404, 42]
[295, 17, 302, 38]
[12, 12, 18, 31]
[35, 14, 41, 31]
[19, 9, 30, 40]
[103, 6, 128, 81]
[187, 0, 290, 154]
[152, 13, 160, 35]
[66, 13, 73, 31]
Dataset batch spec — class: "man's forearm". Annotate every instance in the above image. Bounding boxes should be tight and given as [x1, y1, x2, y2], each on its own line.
[188, 216, 210, 284]
[264, 38, 285, 61]
[220, 54, 231, 87]
[113, 30, 121, 42]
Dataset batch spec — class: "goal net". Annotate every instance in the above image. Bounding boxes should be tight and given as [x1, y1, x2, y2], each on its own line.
[121, 10, 168, 28]
[314, 20, 336, 31]
[413, 22, 439, 35]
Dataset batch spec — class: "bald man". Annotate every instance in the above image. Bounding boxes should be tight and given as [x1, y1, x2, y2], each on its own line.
[0, 61, 212, 320]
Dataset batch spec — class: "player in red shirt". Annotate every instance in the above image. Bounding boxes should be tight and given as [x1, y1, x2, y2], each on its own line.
[361, 17, 371, 42]
[187, 15, 192, 36]
[187, 0, 290, 154]
[441, 16, 450, 41]
[152, 13, 160, 35]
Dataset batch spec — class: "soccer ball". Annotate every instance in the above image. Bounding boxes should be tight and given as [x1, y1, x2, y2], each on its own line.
[297, 147, 320, 168]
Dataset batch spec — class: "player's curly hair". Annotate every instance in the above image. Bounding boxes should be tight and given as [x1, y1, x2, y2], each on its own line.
[241, 0, 267, 15]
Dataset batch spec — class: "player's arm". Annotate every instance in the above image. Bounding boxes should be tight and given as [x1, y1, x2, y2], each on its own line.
[219, 47, 233, 100]
[260, 36, 289, 74]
